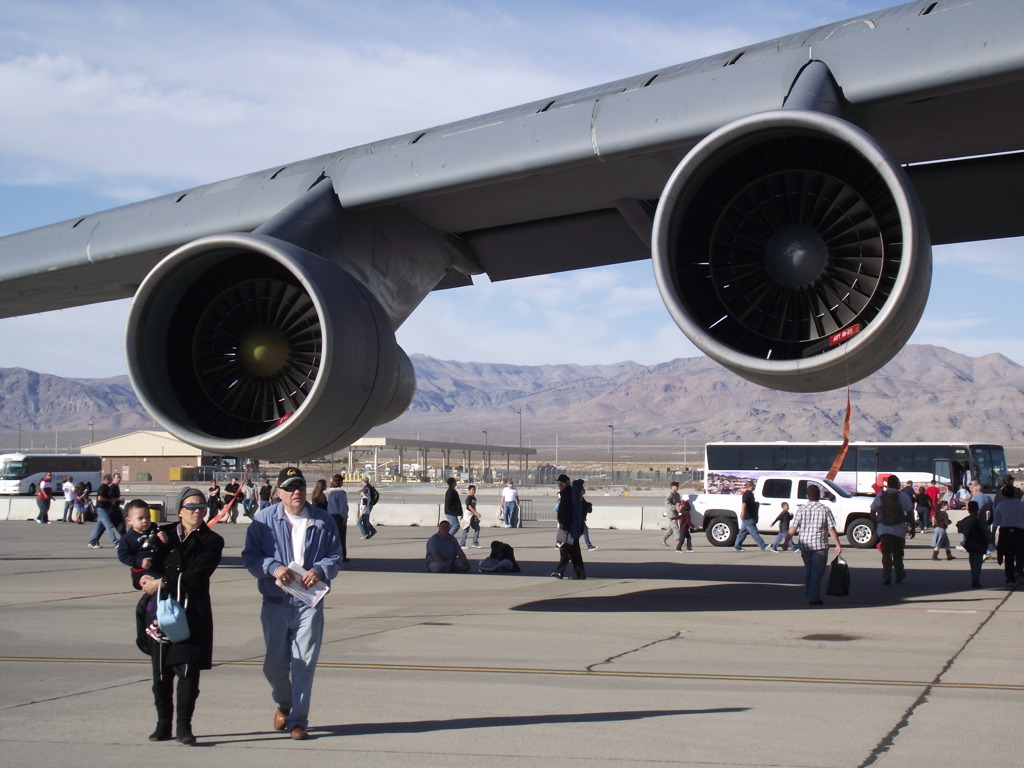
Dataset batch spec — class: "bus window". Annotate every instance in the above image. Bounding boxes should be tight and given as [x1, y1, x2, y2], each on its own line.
[933, 459, 953, 487]
[743, 445, 773, 471]
[709, 445, 740, 470]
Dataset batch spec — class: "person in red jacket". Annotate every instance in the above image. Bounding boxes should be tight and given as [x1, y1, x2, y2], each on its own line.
[35, 471, 53, 524]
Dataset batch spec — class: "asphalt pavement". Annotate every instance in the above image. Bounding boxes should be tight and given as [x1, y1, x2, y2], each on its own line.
[1, 518, 1021, 768]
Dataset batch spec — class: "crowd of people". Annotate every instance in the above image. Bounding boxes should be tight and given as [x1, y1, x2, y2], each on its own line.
[26, 461, 1024, 744]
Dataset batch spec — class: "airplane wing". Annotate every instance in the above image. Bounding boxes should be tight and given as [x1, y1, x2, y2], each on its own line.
[0, 0, 1021, 459]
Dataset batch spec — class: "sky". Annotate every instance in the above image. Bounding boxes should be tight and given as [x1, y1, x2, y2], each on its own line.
[0, 0, 1021, 379]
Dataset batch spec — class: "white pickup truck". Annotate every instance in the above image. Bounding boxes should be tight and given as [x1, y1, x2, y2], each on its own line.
[690, 475, 877, 548]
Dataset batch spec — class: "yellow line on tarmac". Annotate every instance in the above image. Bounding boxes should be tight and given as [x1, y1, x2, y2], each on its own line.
[3, 656, 1023, 692]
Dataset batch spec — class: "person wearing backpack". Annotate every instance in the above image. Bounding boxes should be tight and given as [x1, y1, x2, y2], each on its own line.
[358, 479, 378, 539]
[870, 474, 915, 585]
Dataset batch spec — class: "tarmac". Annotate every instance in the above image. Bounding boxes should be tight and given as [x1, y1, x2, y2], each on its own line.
[1, 518, 1021, 768]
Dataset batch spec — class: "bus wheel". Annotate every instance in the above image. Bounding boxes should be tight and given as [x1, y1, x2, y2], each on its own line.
[847, 518, 877, 548]
[27, 483, 36, 497]
[705, 517, 737, 547]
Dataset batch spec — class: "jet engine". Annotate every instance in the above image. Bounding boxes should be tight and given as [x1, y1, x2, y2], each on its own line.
[126, 233, 415, 460]
[652, 110, 931, 392]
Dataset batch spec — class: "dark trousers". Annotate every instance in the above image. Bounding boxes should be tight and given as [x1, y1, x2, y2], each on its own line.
[555, 536, 584, 577]
[331, 514, 348, 559]
[879, 533, 906, 583]
[997, 527, 1024, 583]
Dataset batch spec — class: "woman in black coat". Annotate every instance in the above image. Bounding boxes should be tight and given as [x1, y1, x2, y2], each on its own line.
[139, 487, 223, 745]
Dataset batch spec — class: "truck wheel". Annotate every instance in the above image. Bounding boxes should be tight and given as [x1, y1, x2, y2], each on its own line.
[846, 517, 877, 548]
[705, 517, 737, 547]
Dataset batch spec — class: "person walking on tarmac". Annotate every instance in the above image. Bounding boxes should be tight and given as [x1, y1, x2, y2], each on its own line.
[551, 475, 586, 580]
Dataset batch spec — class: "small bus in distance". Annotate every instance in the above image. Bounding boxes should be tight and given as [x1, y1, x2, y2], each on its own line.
[0, 453, 103, 496]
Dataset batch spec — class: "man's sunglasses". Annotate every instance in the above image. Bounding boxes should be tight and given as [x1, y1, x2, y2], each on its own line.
[182, 503, 209, 511]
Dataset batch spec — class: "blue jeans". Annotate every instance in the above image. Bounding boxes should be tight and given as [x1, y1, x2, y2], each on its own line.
[88, 507, 119, 546]
[502, 502, 517, 527]
[734, 519, 768, 550]
[445, 514, 462, 536]
[801, 548, 828, 602]
[358, 512, 376, 538]
[459, 520, 479, 547]
[35, 497, 51, 523]
[260, 601, 324, 730]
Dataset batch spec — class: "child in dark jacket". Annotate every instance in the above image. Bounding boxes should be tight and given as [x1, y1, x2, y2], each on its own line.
[118, 499, 170, 643]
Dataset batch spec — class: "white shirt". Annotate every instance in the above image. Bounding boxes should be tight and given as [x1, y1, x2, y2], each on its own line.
[62, 481, 75, 501]
[501, 486, 519, 503]
[283, 508, 311, 567]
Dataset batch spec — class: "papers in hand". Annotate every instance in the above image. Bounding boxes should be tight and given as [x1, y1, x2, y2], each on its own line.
[275, 562, 330, 607]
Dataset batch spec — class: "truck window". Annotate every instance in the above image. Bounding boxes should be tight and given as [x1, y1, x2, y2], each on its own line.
[799, 480, 835, 502]
[761, 479, 792, 499]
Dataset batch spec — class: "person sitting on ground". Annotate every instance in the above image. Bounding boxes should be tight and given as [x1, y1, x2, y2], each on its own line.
[425, 520, 470, 573]
[480, 540, 521, 573]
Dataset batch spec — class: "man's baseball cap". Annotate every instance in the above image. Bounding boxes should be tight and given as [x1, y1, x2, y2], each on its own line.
[556, 474, 570, 484]
[277, 467, 306, 489]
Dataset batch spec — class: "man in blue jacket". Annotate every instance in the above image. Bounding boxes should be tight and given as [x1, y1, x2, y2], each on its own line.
[242, 467, 341, 741]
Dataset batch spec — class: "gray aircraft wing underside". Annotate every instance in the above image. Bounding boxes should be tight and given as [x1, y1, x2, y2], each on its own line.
[2, 0, 1022, 318]
[0, 0, 1021, 459]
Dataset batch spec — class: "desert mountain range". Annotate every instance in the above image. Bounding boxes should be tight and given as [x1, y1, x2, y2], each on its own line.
[1, 344, 1021, 461]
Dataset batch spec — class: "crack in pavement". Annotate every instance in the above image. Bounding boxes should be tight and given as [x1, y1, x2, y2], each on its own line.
[587, 630, 684, 672]
[856, 588, 1016, 767]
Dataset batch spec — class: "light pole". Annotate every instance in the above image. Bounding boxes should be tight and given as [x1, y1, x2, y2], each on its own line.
[89, 418, 95, 445]
[608, 424, 615, 488]
[514, 409, 523, 485]
[17, 421, 22, 452]
[482, 430, 489, 483]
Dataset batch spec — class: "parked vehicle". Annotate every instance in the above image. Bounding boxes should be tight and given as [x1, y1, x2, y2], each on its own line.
[690, 474, 877, 548]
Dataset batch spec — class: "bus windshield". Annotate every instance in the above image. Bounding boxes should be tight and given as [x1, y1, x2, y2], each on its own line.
[0, 459, 26, 480]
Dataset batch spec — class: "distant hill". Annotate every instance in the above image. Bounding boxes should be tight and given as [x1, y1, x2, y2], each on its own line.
[1, 344, 1022, 458]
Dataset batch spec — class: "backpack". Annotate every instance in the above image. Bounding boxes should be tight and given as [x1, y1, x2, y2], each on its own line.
[368, 485, 380, 507]
[879, 491, 905, 526]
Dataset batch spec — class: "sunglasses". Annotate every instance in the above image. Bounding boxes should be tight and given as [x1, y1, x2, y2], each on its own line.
[281, 482, 307, 492]
[182, 503, 208, 511]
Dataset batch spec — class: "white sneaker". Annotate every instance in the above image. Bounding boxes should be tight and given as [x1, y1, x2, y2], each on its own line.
[587, 545, 598, 551]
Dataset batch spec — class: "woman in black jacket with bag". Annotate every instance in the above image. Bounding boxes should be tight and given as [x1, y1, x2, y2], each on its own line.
[139, 487, 223, 745]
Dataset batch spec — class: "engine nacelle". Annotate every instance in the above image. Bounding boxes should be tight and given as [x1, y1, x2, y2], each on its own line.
[652, 110, 931, 392]
[126, 233, 415, 460]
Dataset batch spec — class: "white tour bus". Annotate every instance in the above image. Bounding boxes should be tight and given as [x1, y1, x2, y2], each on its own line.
[704, 441, 1007, 496]
[0, 453, 103, 496]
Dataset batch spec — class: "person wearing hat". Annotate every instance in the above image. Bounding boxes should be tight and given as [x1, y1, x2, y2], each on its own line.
[241, 467, 341, 741]
[551, 475, 586, 580]
[138, 487, 224, 745]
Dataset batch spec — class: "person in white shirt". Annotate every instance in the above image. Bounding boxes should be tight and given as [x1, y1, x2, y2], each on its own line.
[500, 481, 519, 528]
[61, 476, 76, 522]
[242, 467, 341, 741]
